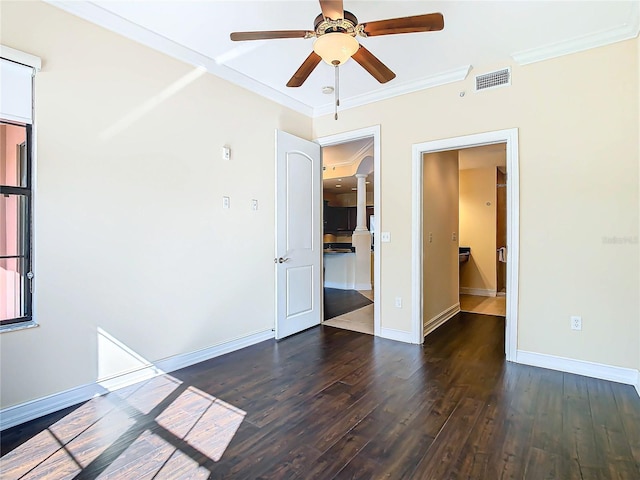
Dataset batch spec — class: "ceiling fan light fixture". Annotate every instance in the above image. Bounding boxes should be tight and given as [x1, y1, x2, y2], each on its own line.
[313, 33, 359, 65]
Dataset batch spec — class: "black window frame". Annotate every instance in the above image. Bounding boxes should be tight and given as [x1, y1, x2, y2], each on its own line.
[1, 121, 33, 327]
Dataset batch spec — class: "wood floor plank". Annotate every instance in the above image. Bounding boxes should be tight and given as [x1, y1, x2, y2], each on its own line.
[2, 313, 640, 480]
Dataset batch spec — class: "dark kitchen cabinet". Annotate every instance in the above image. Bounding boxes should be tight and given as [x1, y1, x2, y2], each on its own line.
[324, 205, 375, 233]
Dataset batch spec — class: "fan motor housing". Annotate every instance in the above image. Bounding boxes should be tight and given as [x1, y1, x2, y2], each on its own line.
[314, 11, 358, 35]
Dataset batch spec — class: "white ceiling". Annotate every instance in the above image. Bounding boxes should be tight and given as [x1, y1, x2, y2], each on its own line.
[323, 137, 374, 194]
[48, 1, 639, 116]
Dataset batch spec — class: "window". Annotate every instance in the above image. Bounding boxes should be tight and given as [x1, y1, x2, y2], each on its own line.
[1, 122, 33, 326]
[1, 48, 40, 329]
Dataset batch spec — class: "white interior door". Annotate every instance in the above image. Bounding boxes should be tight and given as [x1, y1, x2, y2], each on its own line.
[275, 130, 322, 340]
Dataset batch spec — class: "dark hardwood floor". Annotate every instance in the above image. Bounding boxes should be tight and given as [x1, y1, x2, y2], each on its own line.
[2, 313, 640, 479]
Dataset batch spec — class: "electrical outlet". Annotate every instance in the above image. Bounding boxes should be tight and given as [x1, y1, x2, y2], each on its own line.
[381, 232, 391, 243]
[428, 232, 433, 243]
[452, 232, 457, 242]
[251, 199, 258, 211]
[222, 196, 230, 209]
[571, 316, 582, 331]
[395, 297, 402, 308]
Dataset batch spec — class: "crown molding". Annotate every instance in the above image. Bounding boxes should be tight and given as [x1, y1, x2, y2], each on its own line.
[45, 1, 313, 117]
[512, 1, 639, 65]
[312, 65, 472, 118]
[324, 137, 374, 168]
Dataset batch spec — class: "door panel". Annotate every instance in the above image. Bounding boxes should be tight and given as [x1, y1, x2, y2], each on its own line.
[275, 130, 321, 339]
[286, 266, 314, 316]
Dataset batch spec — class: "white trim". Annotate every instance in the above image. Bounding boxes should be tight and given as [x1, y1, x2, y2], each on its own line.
[411, 128, 520, 360]
[354, 283, 372, 291]
[424, 303, 460, 337]
[517, 350, 640, 396]
[0, 45, 41, 70]
[44, 1, 312, 117]
[0, 383, 107, 433]
[155, 329, 274, 373]
[380, 327, 414, 344]
[0, 320, 39, 334]
[459, 287, 497, 297]
[316, 126, 381, 338]
[323, 281, 355, 290]
[0, 329, 274, 431]
[512, 2, 640, 66]
[313, 65, 472, 118]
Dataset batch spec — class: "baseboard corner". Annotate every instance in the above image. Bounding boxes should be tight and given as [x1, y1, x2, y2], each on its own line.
[424, 303, 460, 337]
[380, 327, 414, 344]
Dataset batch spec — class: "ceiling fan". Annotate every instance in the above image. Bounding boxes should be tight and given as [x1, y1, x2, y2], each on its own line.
[230, 0, 444, 117]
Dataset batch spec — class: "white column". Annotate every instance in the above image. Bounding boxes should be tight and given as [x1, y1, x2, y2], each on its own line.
[354, 173, 368, 232]
[351, 173, 371, 290]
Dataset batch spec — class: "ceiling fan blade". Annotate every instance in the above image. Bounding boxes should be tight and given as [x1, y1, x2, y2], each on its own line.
[230, 30, 311, 41]
[361, 13, 444, 37]
[351, 45, 396, 84]
[287, 51, 322, 87]
[319, 0, 344, 20]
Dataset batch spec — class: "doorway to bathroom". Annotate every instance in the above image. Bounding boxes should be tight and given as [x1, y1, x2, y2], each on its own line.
[412, 128, 519, 360]
[458, 143, 507, 317]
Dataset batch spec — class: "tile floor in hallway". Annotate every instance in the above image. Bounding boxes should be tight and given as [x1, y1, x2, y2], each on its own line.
[323, 290, 374, 335]
[323, 292, 505, 336]
[460, 294, 506, 316]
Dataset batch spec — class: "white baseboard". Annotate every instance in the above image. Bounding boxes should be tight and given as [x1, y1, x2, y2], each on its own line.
[155, 329, 274, 373]
[354, 283, 372, 291]
[459, 287, 496, 297]
[324, 281, 354, 290]
[424, 303, 461, 337]
[516, 350, 640, 397]
[0, 329, 274, 431]
[380, 327, 415, 344]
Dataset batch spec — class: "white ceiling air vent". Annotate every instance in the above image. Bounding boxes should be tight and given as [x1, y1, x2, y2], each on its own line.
[475, 68, 511, 92]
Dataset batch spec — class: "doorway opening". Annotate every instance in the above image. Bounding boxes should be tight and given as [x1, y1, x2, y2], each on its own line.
[317, 126, 381, 337]
[412, 129, 519, 360]
[458, 144, 507, 317]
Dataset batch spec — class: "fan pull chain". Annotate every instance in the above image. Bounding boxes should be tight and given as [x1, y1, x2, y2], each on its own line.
[333, 61, 340, 120]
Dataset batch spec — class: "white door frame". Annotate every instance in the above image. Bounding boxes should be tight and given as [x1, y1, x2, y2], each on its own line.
[316, 125, 381, 337]
[411, 128, 520, 361]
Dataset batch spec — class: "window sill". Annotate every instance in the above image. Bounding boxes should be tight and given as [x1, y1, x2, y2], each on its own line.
[0, 320, 39, 333]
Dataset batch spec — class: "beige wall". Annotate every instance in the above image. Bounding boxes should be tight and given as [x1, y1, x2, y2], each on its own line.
[423, 151, 459, 326]
[314, 39, 639, 370]
[0, 1, 312, 408]
[459, 167, 497, 293]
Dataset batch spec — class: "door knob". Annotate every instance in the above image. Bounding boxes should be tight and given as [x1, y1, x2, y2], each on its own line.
[277, 257, 290, 263]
